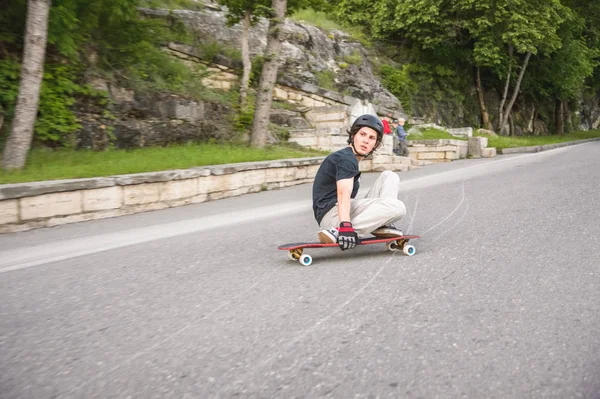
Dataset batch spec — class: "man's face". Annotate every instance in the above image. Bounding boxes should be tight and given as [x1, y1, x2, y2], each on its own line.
[353, 127, 378, 156]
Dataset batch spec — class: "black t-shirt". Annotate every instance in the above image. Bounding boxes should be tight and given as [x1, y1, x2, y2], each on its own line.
[312, 146, 361, 224]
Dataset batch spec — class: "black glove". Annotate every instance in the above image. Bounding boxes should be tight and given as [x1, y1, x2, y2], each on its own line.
[338, 221, 359, 251]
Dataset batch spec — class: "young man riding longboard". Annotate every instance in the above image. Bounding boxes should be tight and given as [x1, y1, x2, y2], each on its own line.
[312, 114, 407, 251]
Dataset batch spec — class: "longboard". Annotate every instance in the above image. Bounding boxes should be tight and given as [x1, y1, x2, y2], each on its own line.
[278, 235, 420, 266]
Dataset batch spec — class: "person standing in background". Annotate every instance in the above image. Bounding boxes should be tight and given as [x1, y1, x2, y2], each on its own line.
[392, 118, 408, 156]
[382, 113, 392, 135]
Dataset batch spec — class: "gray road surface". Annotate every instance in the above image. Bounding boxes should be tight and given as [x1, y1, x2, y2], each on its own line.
[1, 142, 599, 398]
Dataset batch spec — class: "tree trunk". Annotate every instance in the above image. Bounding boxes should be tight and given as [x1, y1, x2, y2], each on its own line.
[498, 45, 513, 134]
[474, 66, 492, 130]
[2, 0, 51, 171]
[555, 99, 564, 135]
[239, 10, 252, 110]
[250, 0, 287, 148]
[499, 51, 531, 136]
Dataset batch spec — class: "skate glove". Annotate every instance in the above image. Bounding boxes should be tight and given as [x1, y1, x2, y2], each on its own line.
[338, 221, 359, 251]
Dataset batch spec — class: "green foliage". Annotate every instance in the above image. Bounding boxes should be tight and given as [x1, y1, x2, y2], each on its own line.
[249, 55, 265, 86]
[34, 64, 84, 145]
[0, 58, 21, 122]
[342, 50, 362, 65]
[315, 70, 336, 90]
[0, 0, 203, 147]
[379, 64, 416, 113]
[234, 105, 255, 131]
[290, 8, 371, 45]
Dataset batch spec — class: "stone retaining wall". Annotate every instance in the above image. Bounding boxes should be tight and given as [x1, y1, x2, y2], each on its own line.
[407, 138, 496, 163]
[0, 158, 325, 234]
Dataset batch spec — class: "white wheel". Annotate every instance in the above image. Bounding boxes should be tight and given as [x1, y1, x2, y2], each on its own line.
[299, 254, 313, 266]
[288, 252, 296, 261]
[403, 245, 416, 256]
[386, 242, 400, 252]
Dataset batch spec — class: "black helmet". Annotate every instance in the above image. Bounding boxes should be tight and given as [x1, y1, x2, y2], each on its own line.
[351, 114, 384, 137]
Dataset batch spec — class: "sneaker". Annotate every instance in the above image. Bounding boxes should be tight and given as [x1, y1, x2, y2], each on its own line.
[371, 224, 403, 238]
[318, 228, 338, 244]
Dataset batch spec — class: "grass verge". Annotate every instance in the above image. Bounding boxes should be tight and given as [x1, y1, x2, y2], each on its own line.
[479, 130, 600, 150]
[0, 144, 328, 184]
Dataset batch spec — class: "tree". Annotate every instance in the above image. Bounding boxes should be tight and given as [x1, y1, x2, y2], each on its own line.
[217, 0, 323, 144]
[250, 0, 287, 147]
[216, 0, 272, 110]
[335, 0, 570, 134]
[2, 0, 51, 170]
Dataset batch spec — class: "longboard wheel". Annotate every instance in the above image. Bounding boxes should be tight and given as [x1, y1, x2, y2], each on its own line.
[403, 245, 416, 256]
[386, 242, 400, 252]
[299, 254, 313, 266]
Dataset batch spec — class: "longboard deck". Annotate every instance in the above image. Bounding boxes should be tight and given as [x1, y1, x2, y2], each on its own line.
[278, 235, 420, 250]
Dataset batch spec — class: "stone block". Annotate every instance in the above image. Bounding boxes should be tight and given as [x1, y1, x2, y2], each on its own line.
[301, 165, 319, 179]
[290, 137, 318, 147]
[20, 191, 82, 220]
[228, 170, 267, 188]
[445, 151, 460, 160]
[159, 178, 199, 201]
[124, 183, 162, 205]
[201, 175, 228, 193]
[329, 136, 349, 146]
[294, 167, 308, 180]
[482, 147, 497, 158]
[274, 87, 289, 100]
[0, 200, 18, 224]
[314, 120, 344, 129]
[409, 145, 456, 152]
[316, 127, 344, 136]
[448, 127, 473, 137]
[83, 187, 123, 212]
[312, 112, 346, 122]
[418, 152, 446, 160]
[373, 155, 396, 164]
[301, 97, 316, 107]
[265, 167, 297, 183]
[479, 136, 488, 148]
[468, 137, 485, 158]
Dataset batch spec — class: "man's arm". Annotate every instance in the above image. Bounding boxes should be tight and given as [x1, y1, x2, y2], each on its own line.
[336, 177, 354, 223]
[335, 177, 359, 250]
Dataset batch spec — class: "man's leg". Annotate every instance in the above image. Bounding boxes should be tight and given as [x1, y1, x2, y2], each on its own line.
[320, 171, 406, 238]
[399, 141, 409, 156]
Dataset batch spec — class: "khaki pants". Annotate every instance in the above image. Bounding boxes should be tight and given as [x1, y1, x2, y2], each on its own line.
[320, 171, 407, 237]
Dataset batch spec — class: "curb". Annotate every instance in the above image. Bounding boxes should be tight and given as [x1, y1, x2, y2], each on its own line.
[498, 138, 600, 155]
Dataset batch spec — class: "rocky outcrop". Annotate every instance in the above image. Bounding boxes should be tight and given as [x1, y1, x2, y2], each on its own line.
[139, 4, 403, 112]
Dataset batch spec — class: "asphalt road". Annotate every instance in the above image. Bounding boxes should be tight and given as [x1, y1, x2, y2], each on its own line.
[1, 142, 599, 398]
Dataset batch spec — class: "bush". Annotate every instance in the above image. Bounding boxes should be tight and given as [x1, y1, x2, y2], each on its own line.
[379, 64, 417, 113]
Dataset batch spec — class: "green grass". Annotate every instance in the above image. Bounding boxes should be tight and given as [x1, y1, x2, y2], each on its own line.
[477, 130, 600, 150]
[410, 128, 600, 149]
[0, 144, 328, 184]
[290, 8, 371, 46]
